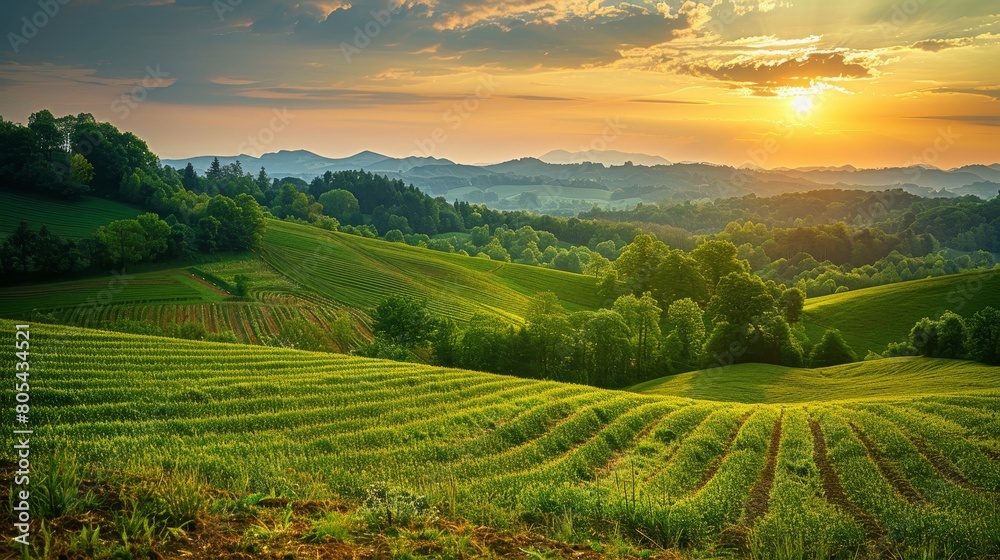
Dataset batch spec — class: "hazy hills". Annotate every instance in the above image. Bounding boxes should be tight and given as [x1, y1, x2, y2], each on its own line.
[163, 149, 1000, 215]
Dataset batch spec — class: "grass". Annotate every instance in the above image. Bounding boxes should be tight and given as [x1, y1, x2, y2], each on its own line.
[0, 189, 142, 238]
[3, 319, 998, 558]
[259, 219, 604, 322]
[0, 269, 225, 318]
[629, 357, 1000, 403]
[801, 269, 1000, 356]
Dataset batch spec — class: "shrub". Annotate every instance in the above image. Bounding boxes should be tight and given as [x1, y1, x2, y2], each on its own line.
[809, 329, 857, 367]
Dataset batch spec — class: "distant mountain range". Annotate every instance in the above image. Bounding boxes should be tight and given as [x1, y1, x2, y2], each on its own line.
[162, 150, 1000, 215]
[538, 149, 671, 167]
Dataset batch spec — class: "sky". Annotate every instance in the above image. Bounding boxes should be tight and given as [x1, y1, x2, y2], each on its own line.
[0, 0, 997, 168]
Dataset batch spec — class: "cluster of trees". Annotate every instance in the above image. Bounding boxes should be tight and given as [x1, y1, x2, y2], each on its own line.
[360, 235, 836, 388]
[0, 214, 176, 280]
[379, 223, 620, 274]
[0, 112, 267, 283]
[879, 307, 1000, 365]
[761, 249, 996, 297]
[582, 189, 923, 233]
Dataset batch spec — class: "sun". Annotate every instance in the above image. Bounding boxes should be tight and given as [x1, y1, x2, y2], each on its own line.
[791, 95, 814, 115]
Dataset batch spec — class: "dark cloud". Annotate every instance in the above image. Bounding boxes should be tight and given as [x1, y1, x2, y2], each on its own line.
[629, 98, 708, 104]
[913, 115, 1000, 127]
[910, 38, 973, 52]
[931, 87, 1000, 101]
[506, 95, 578, 101]
[682, 52, 871, 89]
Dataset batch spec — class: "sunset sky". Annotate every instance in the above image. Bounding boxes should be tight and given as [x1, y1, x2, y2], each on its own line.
[1, 0, 997, 168]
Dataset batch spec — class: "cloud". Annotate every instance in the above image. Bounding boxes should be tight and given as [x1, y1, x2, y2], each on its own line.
[681, 51, 873, 91]
[628, 98, 709, 104]
[910, 38, 975, 52]
[931, 87, 1000, 101]
[913, 115, 1000, 127]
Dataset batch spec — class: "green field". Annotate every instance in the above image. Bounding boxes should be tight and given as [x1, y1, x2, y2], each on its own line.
[0, 189, 142, 238]
[6, 320, 1000, 558]
[801, 269, 1000, 356]
[630, 357, 1000, 403]
[0, 269, 225, 318]
[0, 257, 365, 348]
[259, 219, 604, 323]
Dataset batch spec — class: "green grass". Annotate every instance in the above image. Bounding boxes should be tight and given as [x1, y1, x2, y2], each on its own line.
[0, 189, 142, 238]
[801, 269, 1000, 356]
[3, 320, 999, 558]
[259, 219, 604, 322]
[0, 269, 225, 318]
[629, 357, 1000, 403]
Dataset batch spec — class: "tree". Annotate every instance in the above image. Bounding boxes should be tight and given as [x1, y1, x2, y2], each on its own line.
[691, 240, 748, 290]
[577, 309, 633, 387]
[28, 110, 62, 158]
[137, 212, 170, 260]
[779, 287, 806, 323]
[384, 229, 405, 243]
[649, 250, 709, 308]
[614, 234, 670, 293]
[809, 329, 857, 367]
[667, 298, 705, 369]
[909, 311, 966, 359]
[966, 306, 1000, 365]
[470, 224, 491, 246]
[613, 292, 662, 380]
[3, 221, 38, 273]
[430, 318, 458, 366]
[318, 189, 360, 224]
[371, 295, 433, 349]
[98, 219, 146, 268]
[233, 274, 251, 297]
[207, 157, 222, 179]
[707, 272, 776, 329]
[68, 154, 95, 193]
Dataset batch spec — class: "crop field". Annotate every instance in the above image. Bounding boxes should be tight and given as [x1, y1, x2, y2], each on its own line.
[801, 269, 1000, 356]
[0, 190, 142, 238]
[259, 219, 604, 323]
[0, 269, 225, 319]
[0, 257, 366, 347]
[5, 320, 999, 558]
[629, 358, 1000, 403]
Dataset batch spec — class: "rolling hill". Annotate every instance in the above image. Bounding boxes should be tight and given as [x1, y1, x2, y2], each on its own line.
[629, 358, 1000, 403]
[800, 269, 1000, 356]
[4, 319, 999, 558]
[0, 190, 142, 238]
[258, 219, 604, 323]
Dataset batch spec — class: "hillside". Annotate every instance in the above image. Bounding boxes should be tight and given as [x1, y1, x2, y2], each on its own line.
[4, 320, 1000, 558]
[259, 219, 604, 323]
[0, 256, 365, 348]
[801, 270, 1000, 355]
[629, 358, 1000, 403]
[0, 190, 141, 238]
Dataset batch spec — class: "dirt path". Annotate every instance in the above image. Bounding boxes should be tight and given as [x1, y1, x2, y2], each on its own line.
[849, 422, 924, 505]
[808, 418, 884, 540]
[745, 413, 783, 524]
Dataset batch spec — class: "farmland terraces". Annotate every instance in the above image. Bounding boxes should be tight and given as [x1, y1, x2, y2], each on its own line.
[0, 257, 368, 350]
[4, 320, 1000, 558]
